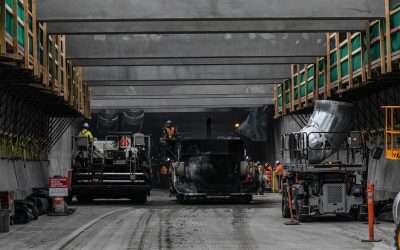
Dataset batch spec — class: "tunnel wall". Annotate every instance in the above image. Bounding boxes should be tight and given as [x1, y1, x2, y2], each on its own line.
[269, 113, 400, 201]
[0, 120, 80, 199]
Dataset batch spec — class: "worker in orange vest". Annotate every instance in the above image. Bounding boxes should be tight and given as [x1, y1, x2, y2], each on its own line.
[275, 161, 283, 192]
[120, 136, 130, 148]
[263, 163, 273, 190]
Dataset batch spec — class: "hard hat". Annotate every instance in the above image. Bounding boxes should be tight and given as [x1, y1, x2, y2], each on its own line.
[276, 160, 280, 164]
[165, 120, 173, 127]
[256, 161, 261, 165]
[83, 122, 89, 128]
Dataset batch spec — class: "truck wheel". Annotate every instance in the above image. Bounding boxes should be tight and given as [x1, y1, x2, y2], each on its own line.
[295, 199, 304, 222]
[133, 194, 148, 204]
[395, 224, 400, 250]
[282, 195, 291, 218]
[76, 196, 92, 204]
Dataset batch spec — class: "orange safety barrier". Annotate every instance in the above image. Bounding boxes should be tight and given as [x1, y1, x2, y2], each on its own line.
[362, 184, 381, 242]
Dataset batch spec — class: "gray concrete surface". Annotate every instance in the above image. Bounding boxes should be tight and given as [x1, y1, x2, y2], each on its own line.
[37, 0, 384, 21]
[46, 20, 367, 35]
[0, 191, 393, 250]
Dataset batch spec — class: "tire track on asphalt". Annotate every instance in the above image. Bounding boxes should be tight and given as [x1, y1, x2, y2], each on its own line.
[232, 208, 257, 250]
[126, 209, 154, 250]
[52, 208, 131, 250]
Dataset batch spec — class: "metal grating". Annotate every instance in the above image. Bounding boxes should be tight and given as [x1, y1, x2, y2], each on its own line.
[327, 184, 343, 204]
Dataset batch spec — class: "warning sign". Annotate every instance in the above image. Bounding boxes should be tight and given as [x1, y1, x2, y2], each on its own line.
[49, 177, 69, 197]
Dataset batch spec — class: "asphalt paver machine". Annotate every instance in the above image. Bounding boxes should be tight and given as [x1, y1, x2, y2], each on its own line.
[281, 100, 368, 221]
[70, 132, 152, 203]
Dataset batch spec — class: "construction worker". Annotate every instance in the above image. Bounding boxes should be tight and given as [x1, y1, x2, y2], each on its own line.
[163, 120, 176, 140]
[275, 160, 283, 192]
[79, 123, 94, 143]
[263, 163, 273, 190]
[120, 136, 130, 148]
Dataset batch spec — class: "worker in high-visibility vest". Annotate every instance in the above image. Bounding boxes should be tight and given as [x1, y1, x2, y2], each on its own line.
[264, 163, 273, 190]
[79, 123, 94, 142]
[275, 161, 283, 192]
[120, 136, 130, 148]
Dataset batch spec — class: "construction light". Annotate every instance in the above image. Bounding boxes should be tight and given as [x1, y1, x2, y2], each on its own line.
[235, 123, 240, 128]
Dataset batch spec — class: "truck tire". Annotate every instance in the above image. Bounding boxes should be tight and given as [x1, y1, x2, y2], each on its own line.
[76, 196, 92, 204]
[282, 195, 291, 218]
[295, 199, 305, 222]
[395, 224, 400, 250]
[133, 194, 147, 204]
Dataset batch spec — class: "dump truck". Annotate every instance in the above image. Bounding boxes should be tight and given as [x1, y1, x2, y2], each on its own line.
[170, 138, 255, 203]
[281, 100, 368, 221]
[69, 132, 152, 203]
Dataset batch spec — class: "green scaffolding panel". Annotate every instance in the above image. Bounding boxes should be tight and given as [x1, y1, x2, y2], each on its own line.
[5, 11, 13, 36]
[391, 11, 400, 52]
[340, 60, 349, 77]
[330, 52, 337, 65]
[278, 96, 282, 107]
[318, 60, 325, 72]
[284, 80, 290, 91]
[17, 23, 24, 46]
[6, 0, 13, 8]
[352, 35, 361, 51]
[352, 52, 362, 70]
[293, 76, 298, 87]
[277, 85, 282, 95]
[300, 84, 306, 97]
[300, 72, 305, 83]
[340, 45, 348, 59]
[318, 74, 325, 88]
[17, 3, 24, 21]
[308, 66, 315, 77]
[286, 91, 290, 104]
[307, 79, 314, 93]
[294, 88, 299, 99]
[330, 66, 338, 82]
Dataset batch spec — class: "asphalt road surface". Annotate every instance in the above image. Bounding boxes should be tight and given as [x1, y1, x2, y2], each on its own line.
[0, 190, 394, 250]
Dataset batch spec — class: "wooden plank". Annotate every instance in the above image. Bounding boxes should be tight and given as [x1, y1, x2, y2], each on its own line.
[51, 35, 56, 92]
[274, 84, 278, 117]
[12, 0, 17, 54]
[360, 31, 366, 83]
[32, 0, 38, 77]
[282, 81, 287, 115]
[69, 60, 74, 106]
[42, 23, 49, 86]
[365, 21, 372, 80]
[347, 32, 353, 88]
[335, 32, 342, 91]
[314, 59, 319, 101]
[385, 0, 392, 73]
[23, 0, 29, 68]
[326, 33, 331, 98]
[62, 36, 68, 101]
[297, 64, 301, 109]
[305, 64, 309, 107]
[379, 20, 386, 74]
[290, 64, 295, 112]
[0, 0, 6, 53]
[57, 35, 62, 96]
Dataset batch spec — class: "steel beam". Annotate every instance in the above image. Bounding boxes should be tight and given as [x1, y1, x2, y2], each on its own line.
[46, 20, 367, 35]
[82, 65, 291, 81]
[66, 33, 326, 59]
[37, 0, 384, 21]
[90, 84, 274, 96]
[92, 107, 255, 113]
[85, 79, 279, 87]
[91, 97, 273, 109]
[73, 57, 316, 66]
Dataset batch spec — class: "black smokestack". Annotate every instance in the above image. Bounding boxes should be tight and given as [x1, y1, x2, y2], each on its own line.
[206, 118, 211, 139]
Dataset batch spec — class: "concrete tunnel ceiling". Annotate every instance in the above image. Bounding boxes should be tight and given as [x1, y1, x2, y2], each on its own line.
[35, 0, 385, 111]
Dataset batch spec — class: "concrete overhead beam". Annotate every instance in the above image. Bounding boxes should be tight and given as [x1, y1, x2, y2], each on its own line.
[91, 97, 273, 109]
[37, 0, 384, 21]
[91, 107, 255, 113]
[91, 94, 274, 100]
[85, 79, 279, 87]
[73, 57, 317, 66]
[47, 20, 367, 35]
[82, 65, 291, 81]
[67, 34, 326, 59]
[90, 84, 274, 96]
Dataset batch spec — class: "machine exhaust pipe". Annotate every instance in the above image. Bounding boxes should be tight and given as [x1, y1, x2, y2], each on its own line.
[299, 100, 354, 163]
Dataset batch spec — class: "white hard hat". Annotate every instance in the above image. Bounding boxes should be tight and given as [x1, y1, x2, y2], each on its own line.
[276, 161, 280, 164]
[83, 122, 89, 128]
